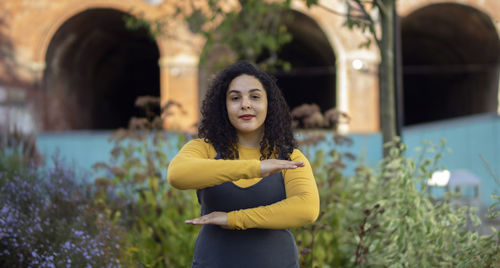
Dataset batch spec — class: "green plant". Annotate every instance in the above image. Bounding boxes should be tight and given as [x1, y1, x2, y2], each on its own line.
[293, 131, 355, 267]
[93, 97, 200, 267]
[302, 138, 500, 267]
[292, 132, 500, 267]
[347, 139, 499, 266]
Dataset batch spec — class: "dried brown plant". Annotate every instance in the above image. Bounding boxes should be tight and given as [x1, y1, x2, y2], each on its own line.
[291, 104, 350, 130]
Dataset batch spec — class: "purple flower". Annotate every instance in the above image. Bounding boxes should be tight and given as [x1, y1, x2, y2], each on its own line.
[1, 154, 123, 266]
[73, 230, 84, 237]
[0, 205, 8, 214]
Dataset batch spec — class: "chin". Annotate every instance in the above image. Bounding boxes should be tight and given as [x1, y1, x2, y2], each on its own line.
[237, 128, 257, 134]
[237, 125, 264, 135]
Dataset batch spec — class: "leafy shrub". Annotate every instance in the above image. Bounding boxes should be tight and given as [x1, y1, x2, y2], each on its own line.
[93, 97, 200, 267]
[298, 137, 500, 267]
[341, 139, 500, 267]
[293, 131, 355, 267]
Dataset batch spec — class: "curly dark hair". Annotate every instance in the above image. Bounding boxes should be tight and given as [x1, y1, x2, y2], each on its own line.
[198, 61, 297, 160]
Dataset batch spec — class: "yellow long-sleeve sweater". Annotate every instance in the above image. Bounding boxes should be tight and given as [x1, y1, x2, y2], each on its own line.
[167, 138, 320, 230]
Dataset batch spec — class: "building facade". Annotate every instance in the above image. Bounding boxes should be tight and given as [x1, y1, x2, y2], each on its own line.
[0, 0, 498, 133]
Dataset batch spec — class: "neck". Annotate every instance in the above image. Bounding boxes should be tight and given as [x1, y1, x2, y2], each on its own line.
[237, 129, 264, 148]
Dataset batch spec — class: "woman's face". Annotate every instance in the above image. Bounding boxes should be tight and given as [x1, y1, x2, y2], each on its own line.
[226, 74, 268, 137]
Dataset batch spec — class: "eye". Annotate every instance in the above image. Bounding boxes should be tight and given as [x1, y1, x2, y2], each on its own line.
[251, 95, 260, 99]
[230, 96, 240, 101]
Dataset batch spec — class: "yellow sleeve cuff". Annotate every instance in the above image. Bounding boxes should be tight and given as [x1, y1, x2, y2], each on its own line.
[251, 160, 261, 178]
[227, 211, 237, 229]
[227, 211, 248, 230]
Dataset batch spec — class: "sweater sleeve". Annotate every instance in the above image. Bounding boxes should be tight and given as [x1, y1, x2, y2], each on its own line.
[167, 139, 261, 190]
[226, 149, 320, 230]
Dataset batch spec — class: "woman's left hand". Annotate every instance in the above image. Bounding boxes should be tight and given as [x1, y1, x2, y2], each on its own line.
[185, 211, 228, 227]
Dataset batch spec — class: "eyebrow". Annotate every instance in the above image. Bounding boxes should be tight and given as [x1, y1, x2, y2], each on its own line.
[227, 88, 262, 94]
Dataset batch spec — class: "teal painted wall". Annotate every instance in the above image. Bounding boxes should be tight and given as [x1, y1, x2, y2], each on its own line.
[37, 114, 500, 206]
[403, 114, 500, 205]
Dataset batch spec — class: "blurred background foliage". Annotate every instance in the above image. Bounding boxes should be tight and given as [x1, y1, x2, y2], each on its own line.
[126, 0, 304, 71]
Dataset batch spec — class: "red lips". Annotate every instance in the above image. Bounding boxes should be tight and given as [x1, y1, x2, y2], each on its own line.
[239, 114, 255, 120]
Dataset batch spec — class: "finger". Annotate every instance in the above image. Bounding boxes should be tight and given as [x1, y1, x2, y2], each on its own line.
[295, 161, 306, 167]
[281, 165, 297, 170]
[282, 161, 304, 168]
[185, 217, 207, 225]
[292, 161, 305, 167]
[280, 162, 300, 169]
[185, 218, 199, 224]
[268, 163, 296, 173]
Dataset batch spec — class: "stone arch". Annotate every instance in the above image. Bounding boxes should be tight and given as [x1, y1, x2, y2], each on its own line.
[401, 3, 500, 125]
[42, 8, 161, 130]
[398, 0, 497, 19]
[270, 10, 337, 112]
[197, 8, 337, 115]
[36, 2, 134, 63]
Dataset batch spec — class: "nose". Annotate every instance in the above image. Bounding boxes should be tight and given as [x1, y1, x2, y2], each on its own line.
[241, 97, 251, 109]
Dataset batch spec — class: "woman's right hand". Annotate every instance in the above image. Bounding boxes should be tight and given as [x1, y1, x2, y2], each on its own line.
[260, 159, 304, 177]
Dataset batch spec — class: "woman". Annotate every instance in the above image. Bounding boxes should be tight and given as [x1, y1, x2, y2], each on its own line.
[167, 61, 320, 268]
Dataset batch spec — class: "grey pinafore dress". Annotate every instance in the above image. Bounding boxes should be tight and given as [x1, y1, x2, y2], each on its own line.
[192, 154, 299, 268]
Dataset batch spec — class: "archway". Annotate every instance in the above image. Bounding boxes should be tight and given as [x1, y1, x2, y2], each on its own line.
[270, 11, 336, 112]
[43, 8, 160, 130]
[401, 3, 500, 125]
[198, 10, 336, 114]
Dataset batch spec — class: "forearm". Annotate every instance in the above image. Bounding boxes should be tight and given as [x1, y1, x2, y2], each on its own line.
[227, 192, 320, 230]
[167, 156, 261, 190]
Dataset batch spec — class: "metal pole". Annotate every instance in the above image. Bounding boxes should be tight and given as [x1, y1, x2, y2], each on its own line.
[394, 1, 404, 139]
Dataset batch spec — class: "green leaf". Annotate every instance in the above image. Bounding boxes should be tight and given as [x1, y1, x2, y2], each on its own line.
[305, 0, 318, 8]
[489, 210, 500, 218]
[488, 201, 500, 211]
